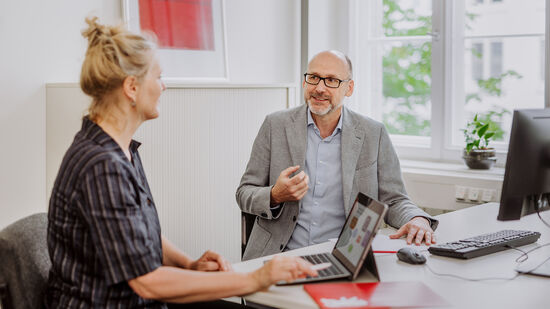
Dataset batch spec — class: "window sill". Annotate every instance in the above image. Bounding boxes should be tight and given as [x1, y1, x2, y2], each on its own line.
[400, 160, 504, 211]
[400, 159, 504, 181]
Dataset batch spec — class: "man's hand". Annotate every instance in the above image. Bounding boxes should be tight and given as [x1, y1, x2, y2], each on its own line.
[270, 166, 309, 205]
[189, 250, 232, 272]
[389, 217, 436, 245]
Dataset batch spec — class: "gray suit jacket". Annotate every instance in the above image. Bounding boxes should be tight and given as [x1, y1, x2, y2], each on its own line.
[236, 104, 438, 260]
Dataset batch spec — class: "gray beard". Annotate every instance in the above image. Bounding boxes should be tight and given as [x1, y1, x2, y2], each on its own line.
[307, 100, 343, 116]
[307, 101, 332, 116]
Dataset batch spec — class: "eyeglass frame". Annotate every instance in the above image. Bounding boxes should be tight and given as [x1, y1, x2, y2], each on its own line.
[303, 73, 351, 88]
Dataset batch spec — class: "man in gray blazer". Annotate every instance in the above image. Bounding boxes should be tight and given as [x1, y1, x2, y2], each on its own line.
[237, 50, 438, 260]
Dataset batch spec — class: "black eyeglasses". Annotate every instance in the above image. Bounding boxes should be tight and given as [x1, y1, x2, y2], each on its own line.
[304, 73, 351, 88]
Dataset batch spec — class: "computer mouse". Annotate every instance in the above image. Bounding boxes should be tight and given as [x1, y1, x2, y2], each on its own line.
[396, 247, 426, 265]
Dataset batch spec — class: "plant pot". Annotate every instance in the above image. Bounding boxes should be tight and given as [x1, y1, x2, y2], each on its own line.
[462, 148, 497, 169]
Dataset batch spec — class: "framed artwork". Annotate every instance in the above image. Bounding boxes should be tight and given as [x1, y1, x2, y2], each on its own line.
[123, 0, 228, 82]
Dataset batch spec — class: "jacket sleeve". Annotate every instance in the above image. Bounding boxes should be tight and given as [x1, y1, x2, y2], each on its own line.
[235, 116, 283, 220]
[376, 126, 439, 231]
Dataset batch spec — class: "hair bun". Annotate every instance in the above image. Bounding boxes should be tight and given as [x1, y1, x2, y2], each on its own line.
[79, 16, 156, 121]
[82, 16, 111, 47]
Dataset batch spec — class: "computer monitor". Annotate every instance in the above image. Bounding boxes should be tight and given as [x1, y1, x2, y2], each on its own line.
[498, 108, 550, 221]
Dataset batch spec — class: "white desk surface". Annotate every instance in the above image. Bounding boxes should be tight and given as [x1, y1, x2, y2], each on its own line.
[232, 203, 550, 309]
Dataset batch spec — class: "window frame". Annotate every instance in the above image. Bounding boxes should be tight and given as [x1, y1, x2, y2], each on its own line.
[348, 0, 550, 165]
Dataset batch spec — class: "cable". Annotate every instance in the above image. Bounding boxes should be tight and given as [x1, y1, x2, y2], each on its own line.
[424, 242, 550, 281]
[507, 242, 550, 263]
[519, 254, 550, 275]
[424, 262, 519, 281]
[535, 194, 550, 229]
[505, 244, 529, 262]
[512, 241, 550, 275]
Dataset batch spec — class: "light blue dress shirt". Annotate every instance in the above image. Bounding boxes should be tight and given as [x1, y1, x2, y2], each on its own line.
[285, 109, 346, 250]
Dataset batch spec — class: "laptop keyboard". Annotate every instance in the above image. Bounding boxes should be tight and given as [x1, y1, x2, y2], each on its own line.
[302, 253, 346, 277]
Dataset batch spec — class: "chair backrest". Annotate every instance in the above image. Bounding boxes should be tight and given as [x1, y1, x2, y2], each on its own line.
[241, 212, 256, 258]
[0, 213, 50, 309]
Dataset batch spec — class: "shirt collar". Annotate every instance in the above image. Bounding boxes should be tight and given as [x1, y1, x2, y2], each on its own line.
[307, 108, 344, 136]
[81, 116, 142, 153]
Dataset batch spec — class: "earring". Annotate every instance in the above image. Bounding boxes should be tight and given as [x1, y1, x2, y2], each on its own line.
[130, 100, 136, 107]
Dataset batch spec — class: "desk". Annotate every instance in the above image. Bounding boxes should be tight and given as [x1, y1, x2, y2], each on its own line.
[233, 203, 550, 308]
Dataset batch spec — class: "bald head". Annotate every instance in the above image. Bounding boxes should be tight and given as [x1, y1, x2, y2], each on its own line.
[303, 50, 355, 118]
[308, 50, 353, 79]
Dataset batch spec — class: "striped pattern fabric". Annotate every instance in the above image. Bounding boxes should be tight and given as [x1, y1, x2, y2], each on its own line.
[45, 117, 166, 308]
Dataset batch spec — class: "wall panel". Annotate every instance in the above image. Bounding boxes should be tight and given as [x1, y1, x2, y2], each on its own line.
[47, 85, 290, 262]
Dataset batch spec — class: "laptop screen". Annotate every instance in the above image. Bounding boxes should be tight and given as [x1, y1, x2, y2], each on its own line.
[333, 197, 382, 267]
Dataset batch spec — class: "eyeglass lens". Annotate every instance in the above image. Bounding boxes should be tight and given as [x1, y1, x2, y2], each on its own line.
[305, 74, 341, 88]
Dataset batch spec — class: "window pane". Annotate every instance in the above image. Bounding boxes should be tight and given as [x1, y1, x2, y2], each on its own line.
[383, 0, 431, 37]
[456, 0, 545, 145]
[471, 42, 484, 80]
[375, 0, 432, 137]
[490, 42, 502, 78]
[381, 41, 432, 136]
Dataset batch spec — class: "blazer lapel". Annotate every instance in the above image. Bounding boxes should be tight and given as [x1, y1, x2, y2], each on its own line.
[286, 105, 308, 167]
[341, 107, 364, 213]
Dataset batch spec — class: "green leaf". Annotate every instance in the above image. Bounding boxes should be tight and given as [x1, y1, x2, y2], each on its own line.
[477, 124, 489, 137]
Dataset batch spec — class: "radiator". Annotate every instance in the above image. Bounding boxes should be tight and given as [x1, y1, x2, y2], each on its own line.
[46, 84, 293, 263]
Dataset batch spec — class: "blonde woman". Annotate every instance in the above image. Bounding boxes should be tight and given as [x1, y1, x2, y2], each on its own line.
[45, 17, 316, 309]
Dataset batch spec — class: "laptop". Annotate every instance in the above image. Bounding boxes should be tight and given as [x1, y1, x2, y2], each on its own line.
[277, 192, 388, 285]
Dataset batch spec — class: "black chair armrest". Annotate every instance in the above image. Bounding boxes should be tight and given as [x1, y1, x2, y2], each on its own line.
[241, 212, 257, 257]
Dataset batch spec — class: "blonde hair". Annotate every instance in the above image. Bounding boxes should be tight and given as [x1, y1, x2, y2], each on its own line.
[80, 17, 156, 121]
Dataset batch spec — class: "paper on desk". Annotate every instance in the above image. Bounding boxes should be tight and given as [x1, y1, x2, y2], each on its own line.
[371, 234, 428, 252]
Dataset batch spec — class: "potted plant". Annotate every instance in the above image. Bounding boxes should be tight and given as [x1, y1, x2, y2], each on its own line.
[462, 114, 497, 169]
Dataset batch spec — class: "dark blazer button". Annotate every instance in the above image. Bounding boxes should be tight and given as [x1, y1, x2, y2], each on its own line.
[280, 244, 284, 250]
[292, 216, 297, 222]
[261, 212, 268, 218]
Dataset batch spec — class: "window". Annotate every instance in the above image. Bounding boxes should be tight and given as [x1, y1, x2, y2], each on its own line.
[354, 0, 547, 162]
[490, 42, 502, 78]
[471, 43, 484, 80]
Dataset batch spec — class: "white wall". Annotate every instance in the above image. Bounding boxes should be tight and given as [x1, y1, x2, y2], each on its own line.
[46, 85, 292, 262]
[0, 0, 121, 228]
[0, 0, 300, 228]
[307, 0, 350, 58]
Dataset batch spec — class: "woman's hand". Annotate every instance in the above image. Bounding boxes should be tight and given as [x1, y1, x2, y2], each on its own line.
[251, 256, 318, 290]
[189, 250, 232, 272]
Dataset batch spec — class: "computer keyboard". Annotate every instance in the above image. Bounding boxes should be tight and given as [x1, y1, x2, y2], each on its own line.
[428, 230, 541, 259]
[301, 253, 346, 277]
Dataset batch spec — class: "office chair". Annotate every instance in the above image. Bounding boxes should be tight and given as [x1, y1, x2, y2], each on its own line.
[0, 213, 50, 309]
[241, 212, 256, 258]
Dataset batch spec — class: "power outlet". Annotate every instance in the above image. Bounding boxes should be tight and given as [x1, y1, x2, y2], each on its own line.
[467, 188, 480, 201]
[481, 189, 495, 202]
[455, 186, 467, 200]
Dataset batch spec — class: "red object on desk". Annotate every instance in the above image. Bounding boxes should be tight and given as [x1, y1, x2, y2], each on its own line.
[372, 250, 397, 254]
[304, 281, 447, 309]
